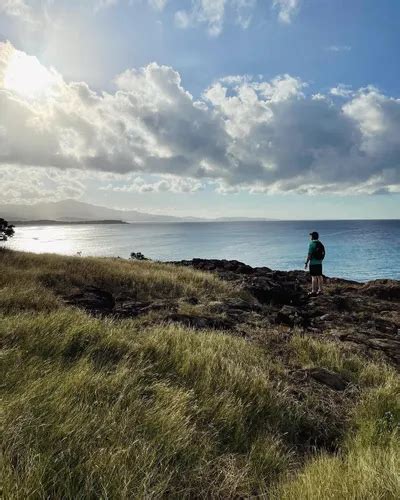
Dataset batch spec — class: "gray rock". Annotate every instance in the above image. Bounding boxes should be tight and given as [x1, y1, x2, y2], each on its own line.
[64, 286, 115, 315]
[307, 368, 348, 391]
[276, 305, 305, 327]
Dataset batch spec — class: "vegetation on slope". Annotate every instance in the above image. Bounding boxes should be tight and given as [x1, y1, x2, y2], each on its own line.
[0, 249, 399, 498]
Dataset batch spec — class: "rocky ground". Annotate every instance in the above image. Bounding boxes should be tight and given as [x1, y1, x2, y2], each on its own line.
[63, 258, 400, 374]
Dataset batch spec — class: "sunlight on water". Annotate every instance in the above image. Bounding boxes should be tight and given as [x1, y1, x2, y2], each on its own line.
[6, 220, 400, 282]
[8, 226, 89, 255]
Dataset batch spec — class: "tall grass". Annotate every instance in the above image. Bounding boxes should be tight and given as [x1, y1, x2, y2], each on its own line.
[275, 373, 400, 499]
[0, 248, 240, 307]
[1, 249, 399, 498]
[0, 310, 296, 498]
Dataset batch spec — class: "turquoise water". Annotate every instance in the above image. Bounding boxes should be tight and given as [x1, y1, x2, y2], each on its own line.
[6, 220, 400, 282]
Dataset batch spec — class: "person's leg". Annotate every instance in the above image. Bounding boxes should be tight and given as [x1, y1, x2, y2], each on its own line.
[311, 276, 318, 293]
[317, 275, 323, 292]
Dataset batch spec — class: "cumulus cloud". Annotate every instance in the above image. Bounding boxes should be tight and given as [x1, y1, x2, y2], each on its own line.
[1, 41, 400, 198]
[101, 175, 204, 193]
[0, 165, 85, 203]
[330, 84, 353, 98]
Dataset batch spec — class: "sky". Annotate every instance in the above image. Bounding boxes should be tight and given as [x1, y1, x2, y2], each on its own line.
[1, 0, 400, 219]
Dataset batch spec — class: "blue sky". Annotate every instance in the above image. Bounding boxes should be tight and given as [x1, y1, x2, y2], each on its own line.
[1, 0, 400, 218]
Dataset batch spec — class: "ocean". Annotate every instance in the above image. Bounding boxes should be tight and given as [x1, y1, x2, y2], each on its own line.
[5, 219, 400, 282]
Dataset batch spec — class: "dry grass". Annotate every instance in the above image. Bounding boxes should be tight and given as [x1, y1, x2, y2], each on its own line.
[275, 373, 400, 499]
[1, 249, 399, 498]
[0, 248, 239, 307]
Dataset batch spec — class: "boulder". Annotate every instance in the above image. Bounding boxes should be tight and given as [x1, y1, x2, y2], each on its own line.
[244, 276, 303, 305]
[276, 305, 306, 327]
[64, 286, 115, 315]
[114, 300, 177, 318]
[306, 368, 349, 391]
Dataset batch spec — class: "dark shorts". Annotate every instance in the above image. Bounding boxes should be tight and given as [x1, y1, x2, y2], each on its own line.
[309, 264, 323, 276]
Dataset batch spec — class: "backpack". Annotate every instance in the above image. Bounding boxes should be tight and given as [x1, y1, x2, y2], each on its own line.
[313, 241, 325, 261]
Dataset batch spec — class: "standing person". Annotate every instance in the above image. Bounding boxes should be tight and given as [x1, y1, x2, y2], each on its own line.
[304, 231, 325, 296]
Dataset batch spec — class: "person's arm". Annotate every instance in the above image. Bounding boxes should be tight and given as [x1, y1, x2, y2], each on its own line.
[304, 242, 313, 269]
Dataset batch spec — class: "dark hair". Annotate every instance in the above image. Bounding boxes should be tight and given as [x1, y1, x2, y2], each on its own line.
[310, 231, 319, 240]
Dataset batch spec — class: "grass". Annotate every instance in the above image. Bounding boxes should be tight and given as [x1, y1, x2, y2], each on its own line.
[1, 248, 399, 498]
[0, 248, 239, 307]
[275, 373, 400, 499]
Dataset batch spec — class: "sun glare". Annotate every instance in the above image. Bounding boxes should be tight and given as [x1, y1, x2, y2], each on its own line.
[3, 50, 59, 99]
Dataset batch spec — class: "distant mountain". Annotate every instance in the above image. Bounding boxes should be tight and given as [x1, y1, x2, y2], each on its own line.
[0, 200, 276, 223]
[0, 200, 192, 223]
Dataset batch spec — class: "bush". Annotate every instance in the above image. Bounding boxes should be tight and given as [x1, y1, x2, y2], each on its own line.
[0, 217, 15, 240]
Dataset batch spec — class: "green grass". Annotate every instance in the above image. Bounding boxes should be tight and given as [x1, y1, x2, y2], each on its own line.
[1, 249, 399, 498]
[0, 311, 296, 498]
[0, 248, 239, 308]
[275, 374, 400, 499]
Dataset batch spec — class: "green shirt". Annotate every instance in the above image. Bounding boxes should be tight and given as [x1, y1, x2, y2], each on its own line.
[308, 240, 323, 265]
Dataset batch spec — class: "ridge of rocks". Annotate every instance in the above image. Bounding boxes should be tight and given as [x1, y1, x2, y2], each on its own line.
[63, 258, 400, 369]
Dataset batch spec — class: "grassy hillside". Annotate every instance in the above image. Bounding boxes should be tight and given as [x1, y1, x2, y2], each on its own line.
[1, 249, 399, 499]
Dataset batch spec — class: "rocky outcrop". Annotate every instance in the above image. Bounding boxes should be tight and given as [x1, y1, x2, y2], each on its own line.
[359, 280, 400, 301]
[173, 259, 400, 368]
[61, 259, 400, 368]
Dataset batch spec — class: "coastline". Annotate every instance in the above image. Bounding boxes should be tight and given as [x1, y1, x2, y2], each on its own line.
[9, 219, 129, 226]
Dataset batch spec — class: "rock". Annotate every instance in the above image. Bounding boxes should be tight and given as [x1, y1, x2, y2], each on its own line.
[114, 300, 177, 318]
[177, 258, 256, 275]
[360, 280, 400, 301]
[307, 368, 348, 391]
[64, 286, 115, 315]
[244, 276, 303, 306]
[59, 258, 400, 370]
[276, 305, 305, 327]
[208, 298, 260, 313]
[319, 314, 333, 321]
[183, 296, 199, 305]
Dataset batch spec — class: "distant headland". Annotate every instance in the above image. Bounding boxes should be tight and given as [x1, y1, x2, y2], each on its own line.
[11, 219, 129, 226]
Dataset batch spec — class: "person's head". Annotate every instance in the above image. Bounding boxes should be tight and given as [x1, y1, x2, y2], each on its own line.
[309, 231, 319, 240]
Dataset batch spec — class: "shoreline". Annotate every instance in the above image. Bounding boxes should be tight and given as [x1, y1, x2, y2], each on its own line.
[1, 247, 399, 284]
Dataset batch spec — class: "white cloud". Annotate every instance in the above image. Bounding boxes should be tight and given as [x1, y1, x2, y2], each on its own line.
[327, 45, 352, 52]
[273, 0, 300, 24]
[0, 0, 29, 17]
[148, 0, 168, 10]
[1, 41, 400, 200]
[330, 84, 353, 98]
[101, 175, 204, 193]
[174, 9, 191, 29]
[1, 0, 300, 35]
[174, 0, 257, 36]
[175, 0, 227, 37]
[0, 165, 85, 203]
